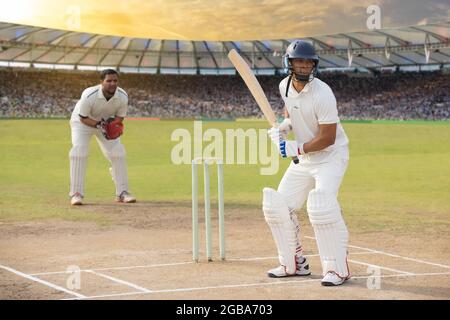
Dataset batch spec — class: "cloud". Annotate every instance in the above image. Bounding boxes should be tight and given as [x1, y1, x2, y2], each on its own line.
[0, 0, 448, 40]
[381, 0, 449, 26]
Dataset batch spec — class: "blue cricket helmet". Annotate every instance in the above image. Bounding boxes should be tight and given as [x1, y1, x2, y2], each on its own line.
[282, 40, 320, 96]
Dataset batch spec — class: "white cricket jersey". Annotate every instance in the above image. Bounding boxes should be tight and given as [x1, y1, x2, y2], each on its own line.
[279, 76, 349, 163]
[70, 85, 128, 122]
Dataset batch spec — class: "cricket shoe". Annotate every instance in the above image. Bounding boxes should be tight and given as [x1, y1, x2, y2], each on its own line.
[267, 256, 311, 278]
[70, 192, 83, 206]
[321, 271, 351, 286]
[116, 191, 136, 203]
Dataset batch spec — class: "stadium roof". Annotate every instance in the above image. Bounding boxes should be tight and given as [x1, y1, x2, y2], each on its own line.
[0, 21, 449, 74]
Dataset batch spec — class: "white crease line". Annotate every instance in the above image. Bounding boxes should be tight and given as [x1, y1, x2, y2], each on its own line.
[304, 235, 450, 270]
[352, 272, 450, 279]
[348, 244, 450, 270]
[0, 263, 86, 299]
[63, 278, 322, 300]
[227, 255, 313, 262]
[228, 252, 376, 262]
[30, 261, 195, 276]
[63, 271, 450, 300]
[227, 256, 277, 261]
[62, 290, 150, 300]
[29, 251, 374, 276]
[85, 270, 152, 293]
[93, 261, 193, 272]
[348, 251, 380, 256]
[348, 259, 414, 275]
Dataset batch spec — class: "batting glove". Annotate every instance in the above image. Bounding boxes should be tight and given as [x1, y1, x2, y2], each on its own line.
[268, 127, 300, 158]
[278, 118, 292, 136]
[279, 140, 300, 158]
[267, 127, 281, 145]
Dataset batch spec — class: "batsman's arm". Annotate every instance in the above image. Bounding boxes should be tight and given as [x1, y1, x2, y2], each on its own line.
[301, 123, 337, 154]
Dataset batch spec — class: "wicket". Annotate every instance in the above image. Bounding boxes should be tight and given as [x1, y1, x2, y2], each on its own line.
[192, 157, 225, 262]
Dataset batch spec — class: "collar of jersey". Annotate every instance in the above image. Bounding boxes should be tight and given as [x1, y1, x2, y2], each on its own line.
[97, 87, 118, 100]
[289, 78, 313, 97]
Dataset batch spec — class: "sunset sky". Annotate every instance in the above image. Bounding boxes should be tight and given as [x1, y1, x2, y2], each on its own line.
[0, 0, 448, 40]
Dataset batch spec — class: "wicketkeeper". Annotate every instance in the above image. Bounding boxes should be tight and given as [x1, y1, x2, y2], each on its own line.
[69, 69, 136, 205]
[264, 41, 350, 286]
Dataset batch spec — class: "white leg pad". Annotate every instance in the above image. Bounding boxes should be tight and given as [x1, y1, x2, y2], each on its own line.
[69, 145, 89, 197]
[263, 188, 298, 274]
[307, 189, 349, 278]
[106, 143, 129, 196]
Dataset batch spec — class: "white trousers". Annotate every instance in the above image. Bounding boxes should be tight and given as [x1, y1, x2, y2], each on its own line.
[278, 148, 349, 210]
[277, 147, 350, 276]
[69, 120, 129, 197]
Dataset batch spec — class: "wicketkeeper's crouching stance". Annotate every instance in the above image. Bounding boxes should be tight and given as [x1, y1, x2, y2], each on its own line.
[263, 41, 350, 286]
[69, 69, 136, 205]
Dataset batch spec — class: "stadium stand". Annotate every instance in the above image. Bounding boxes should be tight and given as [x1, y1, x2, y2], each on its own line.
[1, 68, 448, 120]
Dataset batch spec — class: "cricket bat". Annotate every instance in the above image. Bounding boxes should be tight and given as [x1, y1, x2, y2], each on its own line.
[228, 49, 299, 164]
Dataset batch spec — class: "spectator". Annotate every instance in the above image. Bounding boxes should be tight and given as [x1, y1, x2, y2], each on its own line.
[0, 68, 448, 120]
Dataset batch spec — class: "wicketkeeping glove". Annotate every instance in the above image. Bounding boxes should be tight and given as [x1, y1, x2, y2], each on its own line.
[97, 117, 124, 140]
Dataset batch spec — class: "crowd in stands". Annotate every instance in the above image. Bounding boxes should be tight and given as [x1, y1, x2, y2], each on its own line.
[0, 68, 449, 120]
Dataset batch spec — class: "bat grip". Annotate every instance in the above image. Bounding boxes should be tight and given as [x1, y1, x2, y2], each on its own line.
[292, 156, 299, 164]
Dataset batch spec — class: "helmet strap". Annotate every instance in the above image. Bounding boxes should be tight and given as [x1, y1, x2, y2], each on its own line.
[285, 75, 292, 98]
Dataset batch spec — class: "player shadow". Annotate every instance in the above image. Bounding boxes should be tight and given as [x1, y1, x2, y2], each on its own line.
[375, 281, 450, 299]
[76, 200, 190, 208]
[340, 276, 450, 299]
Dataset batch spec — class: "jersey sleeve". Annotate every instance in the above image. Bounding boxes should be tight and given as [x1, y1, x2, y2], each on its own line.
[314, 86, 339, 124]
[78, 96, 92, 118]
[116, 96, 128, 118]
[279, 80, 287, 103]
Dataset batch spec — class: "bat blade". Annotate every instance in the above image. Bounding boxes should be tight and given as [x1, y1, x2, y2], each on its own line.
[228, 49, 299, 164]
[227, 49, 277, 126]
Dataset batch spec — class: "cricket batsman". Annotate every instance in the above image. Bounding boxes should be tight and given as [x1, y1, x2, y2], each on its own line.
[263, 40, 350, 286]
[69, 69, 136, 205]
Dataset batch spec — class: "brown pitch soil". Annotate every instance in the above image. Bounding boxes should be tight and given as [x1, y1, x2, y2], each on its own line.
[1, 201, 449, 300]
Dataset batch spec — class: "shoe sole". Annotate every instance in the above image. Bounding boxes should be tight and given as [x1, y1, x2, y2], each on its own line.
[116, 199, 137, 203]
[71, 202, 82, 206]
[268, 272, 311, 278]
[321, 281, 342, 286]
[321, 277, 350, 286]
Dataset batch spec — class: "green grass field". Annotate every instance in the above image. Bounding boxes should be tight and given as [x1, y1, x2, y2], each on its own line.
[1, 119, 450, 233]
